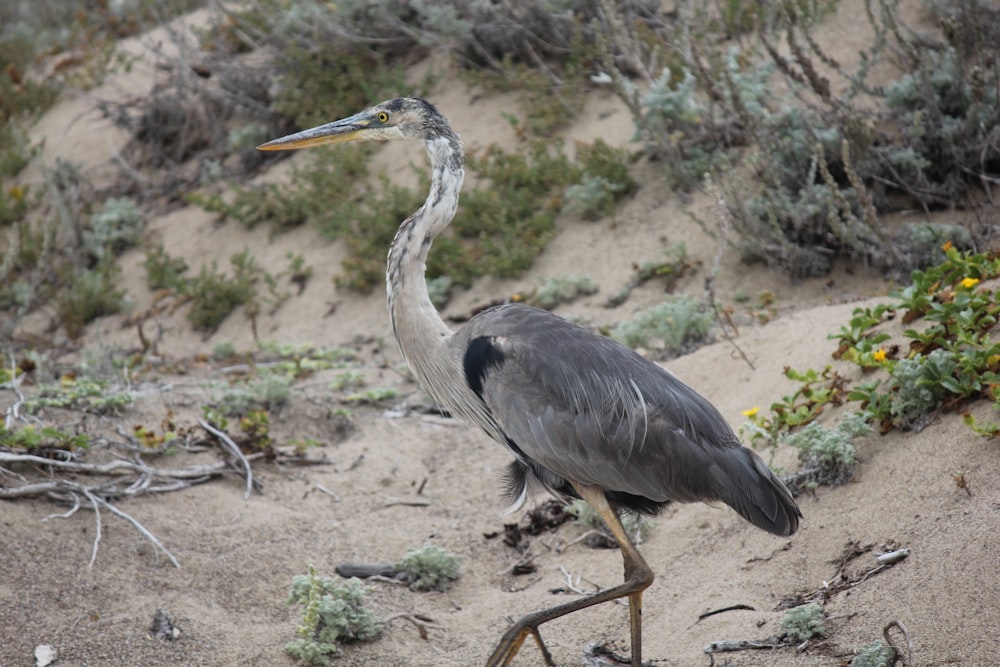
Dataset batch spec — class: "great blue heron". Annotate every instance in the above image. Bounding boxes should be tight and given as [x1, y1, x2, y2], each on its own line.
[259, 97, 801, 667]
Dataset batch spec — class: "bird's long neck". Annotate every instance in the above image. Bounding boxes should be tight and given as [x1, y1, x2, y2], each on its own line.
[386, 133, 464, 391]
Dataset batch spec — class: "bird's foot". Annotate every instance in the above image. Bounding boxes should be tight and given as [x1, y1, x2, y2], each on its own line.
[485, 622, 556, 667]
[582, 641, 656, 666]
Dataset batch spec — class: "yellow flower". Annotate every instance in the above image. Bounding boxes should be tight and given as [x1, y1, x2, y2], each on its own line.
[872, 348, 887, 362]
[741, 407, 760, 417]
[941, 240, 953, 252]
[960, 277, 980, 289]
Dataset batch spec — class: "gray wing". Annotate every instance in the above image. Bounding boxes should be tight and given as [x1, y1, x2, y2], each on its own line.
[459, 303, 799, 536]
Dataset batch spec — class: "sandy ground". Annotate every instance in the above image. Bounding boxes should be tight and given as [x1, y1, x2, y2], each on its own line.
[3, 1, 1000, 666]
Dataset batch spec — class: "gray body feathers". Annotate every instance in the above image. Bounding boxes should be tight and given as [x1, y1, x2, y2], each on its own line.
[454, 303, 799, 537]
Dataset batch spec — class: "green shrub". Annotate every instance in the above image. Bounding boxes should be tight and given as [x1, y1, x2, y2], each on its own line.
[185, 251, 263, 333]
[887, 349, 956, 430]
[425, 275, 453, 309]
[852, 640, 897, 667]
[611, 295, 713, 355]
[143, 246, 189, 291]
[85, 197, 144, 262]
[56, 261, 125, 339]
[25, 376, 133, 416]
[564, 140, 636, 220]
[780, 603, 826, 642]
[0, 123, 39, 184]
[0, 423, 89, 452]
[224, 0, 420, 129]
[286, 567, 382, 666]
[0, 182, 33, 227]
[396, 545, 460, 592]
[782, 413, 872, 488]
[526, 275, 598, 310]
[601, 0, 998, 278]
[215, 372, 292, 417]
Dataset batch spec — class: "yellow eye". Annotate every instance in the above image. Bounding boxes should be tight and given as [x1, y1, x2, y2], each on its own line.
[377, 111, 389, 123]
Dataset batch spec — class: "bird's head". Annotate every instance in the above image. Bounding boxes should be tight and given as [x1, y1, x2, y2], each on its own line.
[258, 97, 447, 152]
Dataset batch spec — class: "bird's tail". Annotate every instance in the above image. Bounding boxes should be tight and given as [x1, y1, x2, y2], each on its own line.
[718, 447, 801, 537]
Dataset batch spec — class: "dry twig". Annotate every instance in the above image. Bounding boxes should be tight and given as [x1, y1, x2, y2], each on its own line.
[884, 619, 914, 666]
[383, 612, 444, 641]
[198, 417, 254, 500]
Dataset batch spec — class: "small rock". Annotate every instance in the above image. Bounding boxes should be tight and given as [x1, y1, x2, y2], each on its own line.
[34, 644, 58, 667]
[150, 609, 180, 640]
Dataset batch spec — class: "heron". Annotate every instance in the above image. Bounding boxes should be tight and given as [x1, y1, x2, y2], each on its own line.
[259, 97, 800, 667]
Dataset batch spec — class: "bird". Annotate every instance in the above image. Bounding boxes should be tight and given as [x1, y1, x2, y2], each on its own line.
[259, 97, 801, 667]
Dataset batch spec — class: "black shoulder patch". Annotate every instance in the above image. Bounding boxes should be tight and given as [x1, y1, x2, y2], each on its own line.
[463, 336, 505, 400]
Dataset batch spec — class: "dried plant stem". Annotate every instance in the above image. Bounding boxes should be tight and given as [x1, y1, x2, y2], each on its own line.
[198, 417, 254, 500]
[96, 493, 180, 568]
[703, 173, 755, 371]
[0, 451, 247, 481]
[1, 366, 27, 430]
[884, 619, 914, 666]
[32, 478, 181, 568]
[0, 443, 269, 567]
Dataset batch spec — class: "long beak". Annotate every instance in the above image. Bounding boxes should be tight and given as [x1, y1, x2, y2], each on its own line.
[257, 113, 373, 151]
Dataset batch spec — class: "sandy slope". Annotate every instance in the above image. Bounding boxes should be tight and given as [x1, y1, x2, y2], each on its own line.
[3, 0, 999, 665]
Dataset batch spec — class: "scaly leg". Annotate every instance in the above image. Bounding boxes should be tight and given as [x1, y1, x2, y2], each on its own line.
[485, 482, 654, 667]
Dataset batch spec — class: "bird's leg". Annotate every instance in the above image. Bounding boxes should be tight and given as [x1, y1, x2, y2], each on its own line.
[485, 482, 654, 667]
[577, 482, 654, 667]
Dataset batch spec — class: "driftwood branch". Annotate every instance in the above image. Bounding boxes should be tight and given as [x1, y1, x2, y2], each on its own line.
[81, 486, 103, 568]
[1, 366, 27, 429]
[382, 612, 444, 641]
[884, 619, 914, 666]
[0, 420, 284, 568]
[28, 478, 182, 568]
[0, 451, 238, 482]
[198, 418, 254, 500]
[97, 492, 180, 568]
[704, 638, 786, 654]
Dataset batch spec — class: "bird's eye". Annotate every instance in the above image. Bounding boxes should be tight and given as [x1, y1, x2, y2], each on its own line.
[377, 111, 389, 123]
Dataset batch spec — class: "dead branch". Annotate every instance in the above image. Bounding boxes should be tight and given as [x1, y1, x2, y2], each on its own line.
[884, 619, 914, 666]
[26, 478, 181, 568]
[704, 637, 787, 661]
[335, 562, 400, 579]
[697, 604, 756, 622]
[704, 172, 755, 371]
[780, 541, 910, 608]
[382, 497, 431, 508]
[198, 417, 254, 500]
[0, 428, 275, 568]
[80, 486, 103, 567]
[562, 528, 617, 552]
[98, 492, 180, 567]
[312, 483, 340, 501]
[0, 451, 248, 486]
[1, 366, 27, 429]
[495, 550, 538, 577]
[556, 564, 600, 596]
[382, 612, 445, 641]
